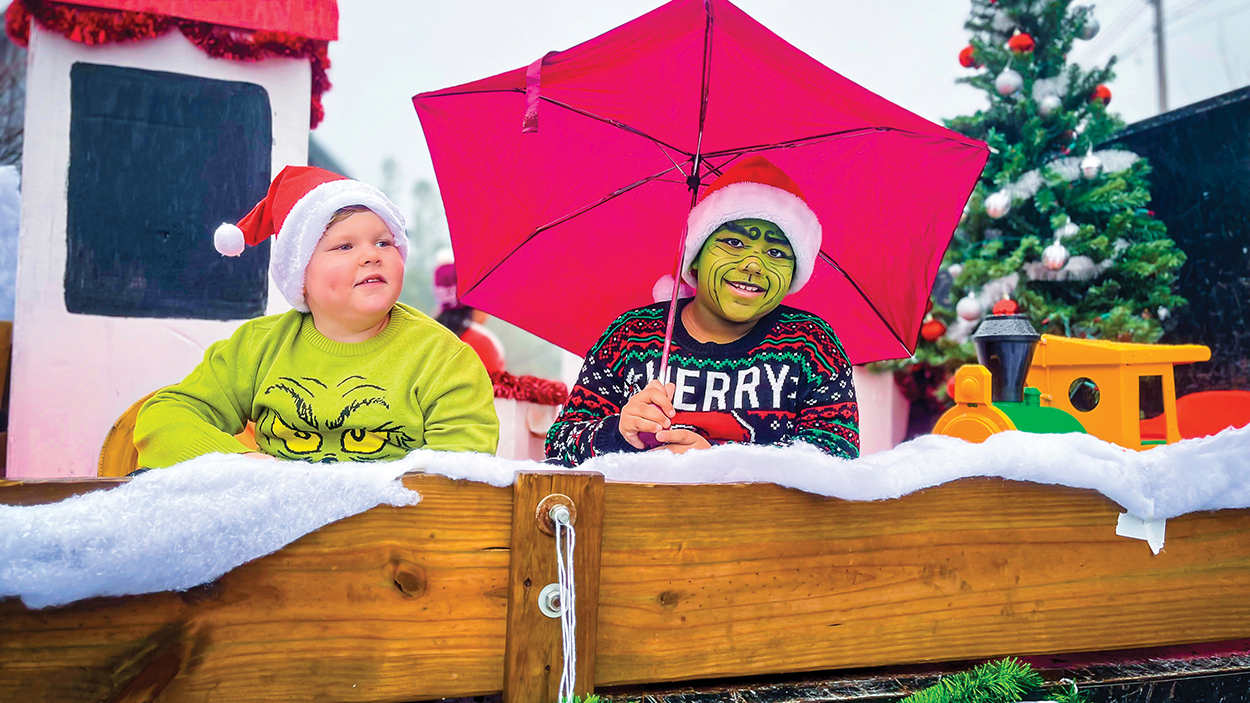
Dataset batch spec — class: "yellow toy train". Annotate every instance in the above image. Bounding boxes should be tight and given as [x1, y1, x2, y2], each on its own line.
[932, 313, 1250, 450]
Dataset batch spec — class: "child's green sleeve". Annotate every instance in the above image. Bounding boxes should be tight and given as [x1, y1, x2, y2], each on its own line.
[134, 332, 256, 469]
[419, 345, 499, 454]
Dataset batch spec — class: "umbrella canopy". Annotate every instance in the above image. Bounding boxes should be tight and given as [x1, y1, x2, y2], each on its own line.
[414, 0, 988, 365]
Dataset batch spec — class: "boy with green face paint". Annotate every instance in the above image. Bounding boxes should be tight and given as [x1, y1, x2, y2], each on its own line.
[546, 156, 859, 465]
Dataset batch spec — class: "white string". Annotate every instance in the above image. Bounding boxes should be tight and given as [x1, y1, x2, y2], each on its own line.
[553, 508, 577, 703]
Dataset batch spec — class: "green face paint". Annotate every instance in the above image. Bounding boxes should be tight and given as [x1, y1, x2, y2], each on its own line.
[691, 218, 796, 324]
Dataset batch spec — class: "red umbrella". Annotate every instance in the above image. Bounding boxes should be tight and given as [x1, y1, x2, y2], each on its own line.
[413, 0, 988, 365]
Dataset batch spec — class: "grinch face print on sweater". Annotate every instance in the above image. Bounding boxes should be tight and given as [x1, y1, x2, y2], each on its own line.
[256, 375, 416, 462]
[691, 219, 795, 323]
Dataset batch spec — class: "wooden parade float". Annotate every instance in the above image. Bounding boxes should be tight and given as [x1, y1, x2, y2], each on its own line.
[5, 461, 1250, 703]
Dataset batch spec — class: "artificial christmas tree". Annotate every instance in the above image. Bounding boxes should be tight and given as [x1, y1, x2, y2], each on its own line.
[883, 0, 1188, 412]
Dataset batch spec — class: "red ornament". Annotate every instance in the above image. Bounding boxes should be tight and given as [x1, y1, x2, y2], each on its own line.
[946, 374, 958, 400]
[1007, 33, 1036, 53]
[920, 316, 947, 342]
[959, 45, 981, 68]
[1091, 84, 1112, 105]
[992, 296, 1020, 315]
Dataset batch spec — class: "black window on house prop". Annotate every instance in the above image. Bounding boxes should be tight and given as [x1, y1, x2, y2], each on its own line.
[65, 63, 271, 319]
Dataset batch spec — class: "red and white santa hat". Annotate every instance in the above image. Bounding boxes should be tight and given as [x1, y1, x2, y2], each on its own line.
[681, 155, 821, 295]
[215, 165, 408, 312]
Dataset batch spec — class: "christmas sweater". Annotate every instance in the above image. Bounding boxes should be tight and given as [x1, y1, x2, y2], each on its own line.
[545, 300, 859, 466]
[136, 303, 499, 468]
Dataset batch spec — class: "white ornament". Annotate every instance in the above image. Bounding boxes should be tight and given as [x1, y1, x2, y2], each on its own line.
[948, 263, 964, 278]
[957, 293, 984, 321]
[1080, 16, 1100, 40]
[1047, 150, 1138, 182]
[1055, 221, 1080, 239]
[1080, 151, 1103, 180]
[995, 67, 1024, 96]
[1038, 95, 1062, 117]
[1042, 240, 1070, 270]
[1157, 306, 1171, 321]
[985, 190, 1012, 219]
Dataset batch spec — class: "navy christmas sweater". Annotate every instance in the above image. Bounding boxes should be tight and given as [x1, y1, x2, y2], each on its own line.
[545, 300, 860, 466]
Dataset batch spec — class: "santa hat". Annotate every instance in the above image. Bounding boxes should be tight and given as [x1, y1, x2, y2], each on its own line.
[215, 165, 408, 312]
[432, 248, 461, 314]
[681, 155, 821, 295]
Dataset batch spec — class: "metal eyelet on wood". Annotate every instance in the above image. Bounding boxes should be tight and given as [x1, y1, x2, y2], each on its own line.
[537, 582, 562, 618]
[536, 493, 576, 536]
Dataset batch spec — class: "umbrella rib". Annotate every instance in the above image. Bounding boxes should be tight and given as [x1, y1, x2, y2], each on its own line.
[700, 125, 988, 160]
[459, 164, 685, 299]
[817, 250, 913, 358]
[700, 126, 883, 159]
[421, 87, 695, 159]
[535, 95, 694, 157]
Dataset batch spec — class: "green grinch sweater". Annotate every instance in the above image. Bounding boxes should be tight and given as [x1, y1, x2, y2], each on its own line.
[135, 304, 499, 468]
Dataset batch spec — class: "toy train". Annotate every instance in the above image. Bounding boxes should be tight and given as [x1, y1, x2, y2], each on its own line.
[933, 313, 1250, 449]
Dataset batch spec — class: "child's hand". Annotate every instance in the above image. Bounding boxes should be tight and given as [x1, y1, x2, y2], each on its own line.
[242, 452, 276, 461]
[651, 428, 712, 454]
[619, 380, 676, 449]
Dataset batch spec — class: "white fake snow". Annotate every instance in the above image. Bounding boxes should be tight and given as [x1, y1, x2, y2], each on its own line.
[3, 426, 1249, 609]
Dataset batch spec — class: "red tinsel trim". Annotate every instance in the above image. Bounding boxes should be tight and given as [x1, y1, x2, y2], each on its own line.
[491, 371, 569, 406]
[5, 0, 331, 128]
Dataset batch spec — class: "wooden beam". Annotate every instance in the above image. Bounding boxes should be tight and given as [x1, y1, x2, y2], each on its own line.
[592, 478, 1250, 686]
[0, 474, 513, 702]
[504, 471, 605, 703]
[0, 476, 126, 504]
[5, 474, 1250, 700]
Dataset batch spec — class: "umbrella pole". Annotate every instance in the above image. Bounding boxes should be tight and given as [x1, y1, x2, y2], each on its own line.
[657, 186, 702, 383]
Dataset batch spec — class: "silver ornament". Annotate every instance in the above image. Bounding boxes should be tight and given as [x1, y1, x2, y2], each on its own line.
[948, 263, 964, 278]
[1042, 240, 1070, 270]
[995, 67, 1024, 96]
[985, 190, 1012, 218]
[1038, 94, 1062, 117]
[1080, 16, 1100, 40]
[1157, 306, 1171, 321]
[1080, 152, 1103, 179]
[956, 292, 984, 321]
[1055, 221, 1080, 239]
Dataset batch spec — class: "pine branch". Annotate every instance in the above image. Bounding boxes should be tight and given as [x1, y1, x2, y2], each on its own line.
[900, 658, 1043, 703]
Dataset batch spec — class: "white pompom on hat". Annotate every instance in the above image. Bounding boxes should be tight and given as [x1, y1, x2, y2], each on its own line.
[681, 155, 822, 295]
[216, 165, 408, 311]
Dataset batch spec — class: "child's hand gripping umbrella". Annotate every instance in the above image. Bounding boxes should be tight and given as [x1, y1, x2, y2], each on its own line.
[414, 0, 988, 372]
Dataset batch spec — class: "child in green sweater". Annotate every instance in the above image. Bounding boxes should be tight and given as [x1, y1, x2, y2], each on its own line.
[135, 166, 499, 467]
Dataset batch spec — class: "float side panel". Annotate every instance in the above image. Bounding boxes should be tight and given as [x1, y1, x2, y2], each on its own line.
[0, 474, 512, 703]
[594, 478, 1250, 686]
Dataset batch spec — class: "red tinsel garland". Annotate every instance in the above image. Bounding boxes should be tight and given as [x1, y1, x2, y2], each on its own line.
[6, 0, 331, 128]
[490, 371, 569, 406]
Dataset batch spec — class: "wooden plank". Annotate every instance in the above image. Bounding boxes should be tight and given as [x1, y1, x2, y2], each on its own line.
[504, 471, 604, 703]
[0, 476, 127, 505]
[0, 473, 513, 703]
[593, 478, 1250, 687]
[7, 473, 1250, 699]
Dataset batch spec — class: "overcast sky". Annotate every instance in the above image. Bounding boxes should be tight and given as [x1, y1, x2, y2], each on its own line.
[316, 0, 1250, 215]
